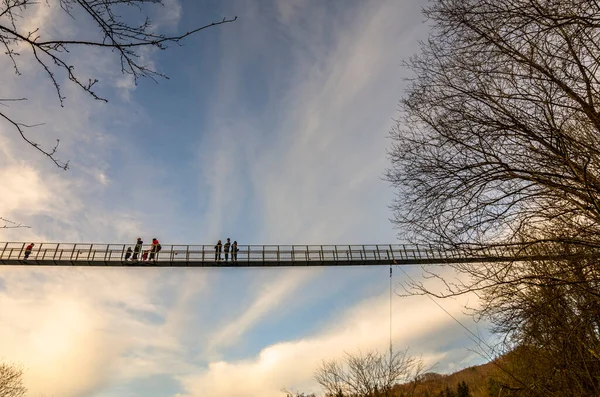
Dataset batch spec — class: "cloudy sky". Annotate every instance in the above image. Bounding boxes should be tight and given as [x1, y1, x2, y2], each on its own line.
[0, 1, 492, 396]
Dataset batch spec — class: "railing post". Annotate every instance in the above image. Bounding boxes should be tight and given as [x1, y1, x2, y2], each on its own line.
[36, 243, 43, 261]
[41, 244, 48, 260]
[277, 245, 280, 263]
[348, 245, 352, 261]
[17, 243, 25, 260]
[52, 244, 59, 261]
[1, 242, 8, 260]
[334, 245, 339, 262]
[69, 245, 75, 262]
[291, 246, 295, 263]
[389, 244, 395, 261]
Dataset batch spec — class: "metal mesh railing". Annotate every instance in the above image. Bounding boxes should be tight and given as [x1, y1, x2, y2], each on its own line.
[0, 241, 571, 266]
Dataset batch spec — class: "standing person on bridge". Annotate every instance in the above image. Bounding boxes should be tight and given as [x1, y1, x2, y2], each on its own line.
[224, 238, 231, 262]
[23, 243, 34, 260]
[214, 240, 222, 262]
[232, 241, 239, 262]
[150, 238, 161, 260]
[125, 247, 133, 261]
[133, 238, 143, 260]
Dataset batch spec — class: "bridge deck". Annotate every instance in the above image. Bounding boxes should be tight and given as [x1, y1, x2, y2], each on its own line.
[0, 242, 562, 267]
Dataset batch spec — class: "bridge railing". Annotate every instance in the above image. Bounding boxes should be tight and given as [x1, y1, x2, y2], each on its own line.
[0, 241, 560, 265]
[0, 242, 461, 263]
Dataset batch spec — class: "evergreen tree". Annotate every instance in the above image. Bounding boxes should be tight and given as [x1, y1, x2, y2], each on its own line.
[457, 381, 471, 397]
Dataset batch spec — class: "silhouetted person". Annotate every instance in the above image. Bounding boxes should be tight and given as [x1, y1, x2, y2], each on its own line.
[232, 241, 239, 262]
[24, 243, 34, 260]
[125, 247, 132, 261]
[133, 238, 143, 260]
[150, 238, 160, 260]
[224, 238, 231, 261]
[214, 240, 222, 262]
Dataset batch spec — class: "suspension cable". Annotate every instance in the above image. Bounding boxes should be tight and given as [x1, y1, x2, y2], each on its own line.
[389, 262, 393, 357]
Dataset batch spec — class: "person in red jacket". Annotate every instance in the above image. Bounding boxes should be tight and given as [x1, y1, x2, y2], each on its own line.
[150, 238, 160, 260]
[24, 243, 34, 260]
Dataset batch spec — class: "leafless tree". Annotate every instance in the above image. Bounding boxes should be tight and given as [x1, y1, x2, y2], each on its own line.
[387, 0, 600, 250]
[0, 217, 30, 229]
[1, 0, 236, 169]
[387, 1, 600, 395]
[314, 349, 424, 397]
[281, 390, 317, 397]
[474, 252, 600, 397]
[0, 363, 26, 397]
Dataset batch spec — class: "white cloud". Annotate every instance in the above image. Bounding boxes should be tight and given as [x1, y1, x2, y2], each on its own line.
[0, 267, 209, 397]
[196, 0, 428, 244]
[0, 165, 52, 214]
[206, 269, 317, 356]
[175, 287, 479, 397]
[155, 0, 183, 30]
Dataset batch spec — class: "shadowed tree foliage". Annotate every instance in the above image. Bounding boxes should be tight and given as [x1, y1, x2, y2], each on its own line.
[456, 381, 470, 397]
[387, 1, 600, 396]
[1, 0, 236, 169]
[475, 253, 600, 397]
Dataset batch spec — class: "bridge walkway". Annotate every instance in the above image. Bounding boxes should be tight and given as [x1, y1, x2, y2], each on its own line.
[0, 242, 565, 267]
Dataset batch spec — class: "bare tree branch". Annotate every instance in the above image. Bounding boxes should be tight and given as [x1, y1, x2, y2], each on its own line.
[0, 362, 26, 397]
[0, 0, 237, 169]
[0, 217, 31, 229]
[314, 349, 424, 397]
[388, 1, 600, 395]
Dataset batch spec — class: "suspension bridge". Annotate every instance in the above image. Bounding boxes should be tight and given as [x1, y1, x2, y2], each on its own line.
[0, 242, 571, 267]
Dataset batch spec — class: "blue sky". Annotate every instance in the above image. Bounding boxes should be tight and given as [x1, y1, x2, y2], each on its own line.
[0, 1, 492, 396]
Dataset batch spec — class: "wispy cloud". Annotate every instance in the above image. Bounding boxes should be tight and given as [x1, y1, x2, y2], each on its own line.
[175, 287, 480, 397]
[205, 269, 316, 356]
[0, 1, 487, 397]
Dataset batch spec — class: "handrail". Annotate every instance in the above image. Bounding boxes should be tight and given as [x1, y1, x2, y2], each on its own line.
[0, 241, 585, 267]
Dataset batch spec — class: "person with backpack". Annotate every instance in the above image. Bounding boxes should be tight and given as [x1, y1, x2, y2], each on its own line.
[133, 238, 143, 260]
[150, 238, 161, 260]
[124, 247, 133, 261]
[24, 243, 34, 260]
[224, 238, 231, 262]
